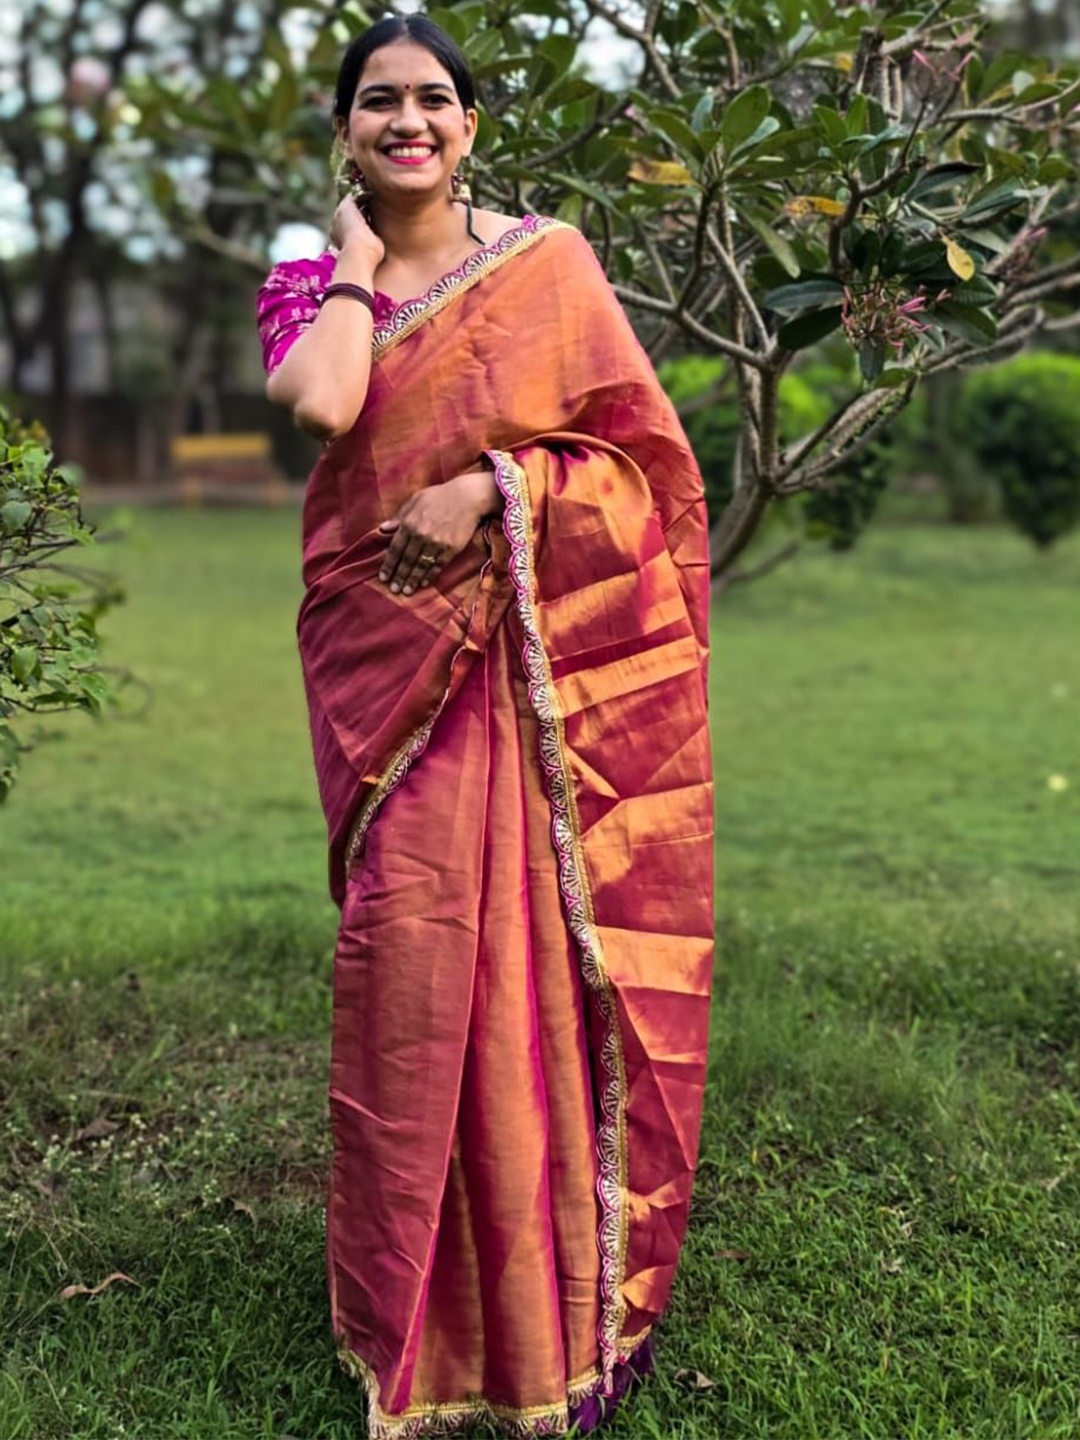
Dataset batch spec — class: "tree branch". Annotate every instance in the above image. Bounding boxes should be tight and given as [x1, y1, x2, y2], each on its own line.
[611, 284, 768, 368]
[712, 538, 801, 592]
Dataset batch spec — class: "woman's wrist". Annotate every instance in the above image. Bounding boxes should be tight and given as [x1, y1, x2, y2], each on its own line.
[457, 466, 503, 520]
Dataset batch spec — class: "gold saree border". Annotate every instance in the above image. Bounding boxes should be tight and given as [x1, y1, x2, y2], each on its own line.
[371, 218, 567, 362]
[335, 1328, 653, 1440]
[485, 448, 634, 1384]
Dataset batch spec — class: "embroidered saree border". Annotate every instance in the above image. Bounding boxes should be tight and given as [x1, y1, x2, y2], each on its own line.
[371, 218, 566, 361]
[485, 447, 633, 1383]
[336, 1329, 653, 1440]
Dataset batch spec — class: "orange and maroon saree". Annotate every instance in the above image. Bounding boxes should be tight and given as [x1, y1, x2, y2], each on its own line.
[258, 217, 714, 1437]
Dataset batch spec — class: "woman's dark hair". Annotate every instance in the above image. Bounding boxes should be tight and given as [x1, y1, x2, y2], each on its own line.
[333, 15, 477, 123]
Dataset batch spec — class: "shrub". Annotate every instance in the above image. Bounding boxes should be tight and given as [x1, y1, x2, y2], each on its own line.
[0, 406, 123, 801]
[961, 353, 1080, 550]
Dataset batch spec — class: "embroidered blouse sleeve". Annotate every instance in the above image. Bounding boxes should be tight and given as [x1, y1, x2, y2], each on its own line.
[256, 255, 336, 376]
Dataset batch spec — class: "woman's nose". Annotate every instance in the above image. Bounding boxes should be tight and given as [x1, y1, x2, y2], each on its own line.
[390, 99, 427, 132]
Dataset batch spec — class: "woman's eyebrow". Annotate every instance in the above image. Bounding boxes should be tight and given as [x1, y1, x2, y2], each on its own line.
[356, 81, 456, 97]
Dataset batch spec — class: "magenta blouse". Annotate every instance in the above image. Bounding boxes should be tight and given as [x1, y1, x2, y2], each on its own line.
[255, 214, 547, 376]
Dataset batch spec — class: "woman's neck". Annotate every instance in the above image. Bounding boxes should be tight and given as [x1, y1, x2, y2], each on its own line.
[369, 195, 477, 265]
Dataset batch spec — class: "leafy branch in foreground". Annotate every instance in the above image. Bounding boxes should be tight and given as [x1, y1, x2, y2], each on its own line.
[131, 0, 1080, 586]
[0, 408, 125, 802]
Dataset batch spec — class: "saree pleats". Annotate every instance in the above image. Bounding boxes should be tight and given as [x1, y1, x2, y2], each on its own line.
[330, 623, 604, 1429]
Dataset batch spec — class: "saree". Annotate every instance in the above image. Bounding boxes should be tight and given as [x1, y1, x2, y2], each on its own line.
[256, 216, 714, 1437]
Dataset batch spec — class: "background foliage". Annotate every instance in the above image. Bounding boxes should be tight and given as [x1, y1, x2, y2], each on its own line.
[124, 0, 1080, 578]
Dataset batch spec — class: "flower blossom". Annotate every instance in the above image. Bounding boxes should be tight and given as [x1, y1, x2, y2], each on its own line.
[841, 279, 951, 355]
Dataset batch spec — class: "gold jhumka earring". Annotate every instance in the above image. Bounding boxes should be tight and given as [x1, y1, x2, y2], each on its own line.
[331, 137, 373, 219]
[452, 159, 484, 245]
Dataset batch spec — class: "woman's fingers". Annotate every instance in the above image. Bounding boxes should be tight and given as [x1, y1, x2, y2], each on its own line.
[398, 541, 443, 596]
[380, 530, 442, 595]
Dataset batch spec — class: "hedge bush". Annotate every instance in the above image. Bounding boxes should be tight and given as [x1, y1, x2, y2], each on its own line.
[961, 352, 1080, 550]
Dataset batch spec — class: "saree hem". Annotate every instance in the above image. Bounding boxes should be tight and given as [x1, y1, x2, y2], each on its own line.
[335, 1329, 653, 1439]
[485, 447, 633, 1381]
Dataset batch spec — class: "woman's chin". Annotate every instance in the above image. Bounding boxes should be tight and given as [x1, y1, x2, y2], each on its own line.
[372, 179, 454, 208]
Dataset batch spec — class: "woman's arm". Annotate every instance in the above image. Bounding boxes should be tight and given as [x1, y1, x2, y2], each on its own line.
[265, 202, 384, 442]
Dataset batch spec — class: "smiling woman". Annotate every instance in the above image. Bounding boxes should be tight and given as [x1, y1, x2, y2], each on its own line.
[255, 15, 715, 1438]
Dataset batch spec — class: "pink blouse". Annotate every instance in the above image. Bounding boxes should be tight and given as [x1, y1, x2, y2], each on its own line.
[255, 214, 547, 376]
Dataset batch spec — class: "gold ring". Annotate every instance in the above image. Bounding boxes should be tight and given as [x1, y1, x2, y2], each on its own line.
[419, 552, 437, 564]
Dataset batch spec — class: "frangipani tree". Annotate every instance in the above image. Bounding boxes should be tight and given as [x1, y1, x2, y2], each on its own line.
[131, 0, 1080, 586]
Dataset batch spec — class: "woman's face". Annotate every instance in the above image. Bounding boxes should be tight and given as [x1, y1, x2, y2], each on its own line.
[341, 39, 477, 204]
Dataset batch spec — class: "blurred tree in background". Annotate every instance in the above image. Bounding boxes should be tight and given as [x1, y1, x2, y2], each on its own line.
[0, 0, 296, 453]
[126, 0, 1079, 582]
[2, 0, 1078, 578]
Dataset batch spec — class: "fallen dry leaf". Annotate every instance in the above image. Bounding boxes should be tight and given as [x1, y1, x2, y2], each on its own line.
[230, 1199, 256, 1222]
[74, 1117, 119, 1143]
[60, 1272, 138, 1300]
[675, 1368, 717, 1391]
[715, 1248, 750, 1261]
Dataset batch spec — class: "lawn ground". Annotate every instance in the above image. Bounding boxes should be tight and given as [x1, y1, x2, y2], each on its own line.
[2, 510, 1079, 1439]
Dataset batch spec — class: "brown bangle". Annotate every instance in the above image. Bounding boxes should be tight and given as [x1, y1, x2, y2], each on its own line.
[320, 282, 375, 315]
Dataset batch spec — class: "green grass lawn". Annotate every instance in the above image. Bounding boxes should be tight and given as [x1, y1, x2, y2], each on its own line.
[2, 510, 1079, 1440]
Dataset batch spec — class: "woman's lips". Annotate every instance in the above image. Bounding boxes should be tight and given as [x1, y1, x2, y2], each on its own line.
[382, 146, 437, 166]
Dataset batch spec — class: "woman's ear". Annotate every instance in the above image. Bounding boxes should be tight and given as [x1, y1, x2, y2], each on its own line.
[463, 107, 478, 153]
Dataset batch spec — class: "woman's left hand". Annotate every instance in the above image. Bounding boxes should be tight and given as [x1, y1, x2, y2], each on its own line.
[377, 466, 502, 596]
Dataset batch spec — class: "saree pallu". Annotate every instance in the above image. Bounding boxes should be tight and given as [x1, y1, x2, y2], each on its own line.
[270, 218, 714, 1436]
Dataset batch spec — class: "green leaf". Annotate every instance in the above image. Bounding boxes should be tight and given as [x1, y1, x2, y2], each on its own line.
[1010, 81, 1059, 105]
[958, 183, 1036, 226]
[555, 192, 583, 227]
[1037, 155, 1075, 184]
[812, 103, 848, 150]
[874, 368, 915, 390]
[746, 215, 800, 278]
[930, 302, 998, 346]
[907, 162, 982, 202]
[690, 91, 715, 134]
[852, 124, 908, 157]
[721, 84, 771, 152]
[778, 306, 843, 350]
[729, 116, 782, 161]
[648, 108, 705, 160]
[845, 93, 869, 138]
[1, 500, 32, 532]
[859, 343, 886, 384]
[976, 50, 1028, 103]
[546, 170, 617, 209]
[11, 647, 38, 685]
[764, 278, 846, 314]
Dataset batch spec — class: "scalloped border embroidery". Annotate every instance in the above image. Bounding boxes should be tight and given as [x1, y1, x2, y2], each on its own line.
[336, 1328, 652, 1440]
[371, 217, 565, 360]
[483, 447, 634, 1385]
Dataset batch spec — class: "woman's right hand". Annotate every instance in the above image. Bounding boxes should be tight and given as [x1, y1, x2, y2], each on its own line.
[331, 196, 385, 269]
